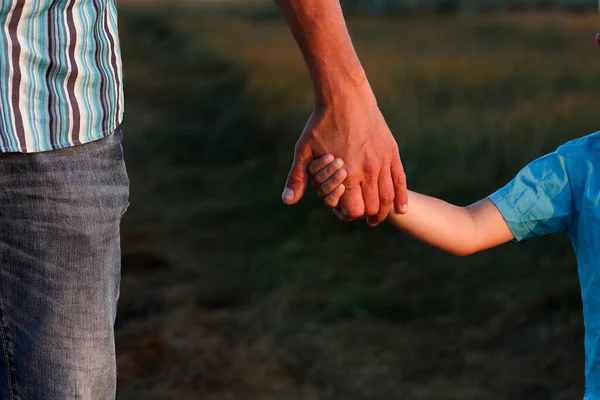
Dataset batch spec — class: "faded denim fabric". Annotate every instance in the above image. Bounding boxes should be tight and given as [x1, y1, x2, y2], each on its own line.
[0, 128, 129, 399]
[489, 131, 600, 400]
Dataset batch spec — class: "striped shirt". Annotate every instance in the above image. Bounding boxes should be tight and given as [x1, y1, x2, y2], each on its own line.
[0, 0, 123, 153]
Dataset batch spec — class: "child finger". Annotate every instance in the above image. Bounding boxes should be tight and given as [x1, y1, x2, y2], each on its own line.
[324, 184, 346, 209]
[308, 154, 335, 176]
[318, 168, 347, 198]
[313, 158, 345, 186]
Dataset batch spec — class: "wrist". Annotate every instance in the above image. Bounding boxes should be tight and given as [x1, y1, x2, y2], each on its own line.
[313, 66, 373, 108]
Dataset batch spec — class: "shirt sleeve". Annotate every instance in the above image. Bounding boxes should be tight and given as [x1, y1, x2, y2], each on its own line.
[488, 149, 573, 242]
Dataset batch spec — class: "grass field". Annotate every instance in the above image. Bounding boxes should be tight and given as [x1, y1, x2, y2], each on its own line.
[114, 8, 599, 399]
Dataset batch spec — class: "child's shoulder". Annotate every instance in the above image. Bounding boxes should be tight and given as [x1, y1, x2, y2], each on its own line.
[556, 131, 600, 160]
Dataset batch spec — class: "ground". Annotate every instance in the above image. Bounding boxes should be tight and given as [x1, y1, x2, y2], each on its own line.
[114, 8, 597, 399]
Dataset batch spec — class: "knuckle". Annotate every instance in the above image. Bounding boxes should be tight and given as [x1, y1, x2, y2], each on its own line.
[336, 169, 347, 181]
[288, 169, 304, 185]
[378, 204, 392, 219]
[393, 171, 407, 186]
[364, 207, 378, 217]
[308, 163, 320, 176]
[318, 185, 329, 198]
[365, 198, 381, 215]
[325, 163, 341, 178]
[381, 192, 394, 205]
[363, 161, 378, 176]
[325, 162, 337, 175]
[344, 177, 360, 189]
[313, 172, 325, 186]
[329, 177, 341, 189]
[346, 209, 363, 219]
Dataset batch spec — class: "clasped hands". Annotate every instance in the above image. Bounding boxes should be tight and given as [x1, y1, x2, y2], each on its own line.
[281, 82, 408, 225]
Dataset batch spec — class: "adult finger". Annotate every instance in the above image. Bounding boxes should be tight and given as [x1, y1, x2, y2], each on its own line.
[338, 186, 365, 221]
[366, 169, 394, 226]
[391, 156, 408, 213]
[282, 146, 313, 205]
[361, 166, 379, 217]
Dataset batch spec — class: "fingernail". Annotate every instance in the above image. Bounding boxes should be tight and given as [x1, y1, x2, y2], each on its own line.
[334, 158, 343, 167]
[325, 154, 334, 163]
[399, 204, 408, 214]
[282, 188, 294, 203]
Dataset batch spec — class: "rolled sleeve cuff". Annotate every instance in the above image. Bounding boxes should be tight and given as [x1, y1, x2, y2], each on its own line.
[488, 189, 531, 242]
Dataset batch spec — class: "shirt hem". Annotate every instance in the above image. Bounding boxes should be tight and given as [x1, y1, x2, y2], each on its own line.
[0, 119, 122, 154]
[488, 190, 532, 242]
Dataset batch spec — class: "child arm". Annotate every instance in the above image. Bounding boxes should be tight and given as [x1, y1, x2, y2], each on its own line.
[309, 154, 515, 256]
[387, 193, 514, 256]
[389, 146, 577, 253]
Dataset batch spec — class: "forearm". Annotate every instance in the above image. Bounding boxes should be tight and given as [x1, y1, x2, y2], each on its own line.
[388, 191, 513, 256]
[274, 0, 371, 106]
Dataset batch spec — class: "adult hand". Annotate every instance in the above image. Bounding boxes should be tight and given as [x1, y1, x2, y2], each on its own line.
[282, 80, 408, 226]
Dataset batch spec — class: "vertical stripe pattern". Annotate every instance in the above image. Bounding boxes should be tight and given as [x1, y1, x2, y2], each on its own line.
[0, 0, 123, 152]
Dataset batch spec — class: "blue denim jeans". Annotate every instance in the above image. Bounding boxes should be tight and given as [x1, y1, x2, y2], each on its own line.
[0, 128, 129, 399]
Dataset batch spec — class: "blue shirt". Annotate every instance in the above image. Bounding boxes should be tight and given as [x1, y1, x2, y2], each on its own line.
[0, 0, 123, 153]
[489, 131, 600, 399]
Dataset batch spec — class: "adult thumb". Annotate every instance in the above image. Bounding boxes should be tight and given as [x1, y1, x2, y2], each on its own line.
[282, 151, 311, 205]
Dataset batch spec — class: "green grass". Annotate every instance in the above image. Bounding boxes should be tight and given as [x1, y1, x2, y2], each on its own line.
[114, 9, 596, 399]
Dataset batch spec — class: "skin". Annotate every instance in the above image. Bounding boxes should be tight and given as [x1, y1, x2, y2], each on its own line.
[274, 0, 408, 226]
[304, 33, 600, 249]
[309, 155, 515, 256]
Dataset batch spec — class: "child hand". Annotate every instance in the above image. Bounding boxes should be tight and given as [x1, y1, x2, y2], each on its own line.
[308, 154, 347, 209]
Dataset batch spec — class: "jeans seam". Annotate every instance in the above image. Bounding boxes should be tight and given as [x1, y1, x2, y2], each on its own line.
[0, 316, 14, 400]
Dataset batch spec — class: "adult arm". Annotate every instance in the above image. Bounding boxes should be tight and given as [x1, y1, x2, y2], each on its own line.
[275, 0, 408, 225]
